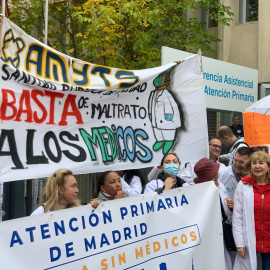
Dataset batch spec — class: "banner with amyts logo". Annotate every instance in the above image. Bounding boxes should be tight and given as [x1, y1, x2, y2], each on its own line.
[0, 18, 208, 182]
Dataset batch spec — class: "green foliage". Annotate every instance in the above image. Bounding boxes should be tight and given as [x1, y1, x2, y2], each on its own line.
[9, 0, 233, 69]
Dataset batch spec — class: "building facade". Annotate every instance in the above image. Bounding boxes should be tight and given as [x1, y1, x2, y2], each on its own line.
[201, 0, 264, 138]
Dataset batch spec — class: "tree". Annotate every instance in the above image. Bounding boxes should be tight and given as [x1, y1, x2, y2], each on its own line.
[9, 0, 233, 69]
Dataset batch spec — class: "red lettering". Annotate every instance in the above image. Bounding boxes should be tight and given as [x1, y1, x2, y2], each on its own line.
[1, 89, 82, 126]
[14, 89, 33, 122]
[32, 90, 47, 123]
[0, 89, 17, 120]
[59, 94, 84, 126]
[45, 90, 64, 125]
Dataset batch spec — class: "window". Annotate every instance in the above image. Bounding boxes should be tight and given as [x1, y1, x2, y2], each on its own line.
[239, 0, 258, 24]
[202, 8, 218, 29]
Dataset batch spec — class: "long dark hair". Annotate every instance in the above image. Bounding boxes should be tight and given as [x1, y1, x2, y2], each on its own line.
[95, 171, 112, 197]
[123, 169, 146, 187]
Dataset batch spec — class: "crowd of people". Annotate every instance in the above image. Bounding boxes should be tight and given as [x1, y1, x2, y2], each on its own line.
[2, 115, 269, 270]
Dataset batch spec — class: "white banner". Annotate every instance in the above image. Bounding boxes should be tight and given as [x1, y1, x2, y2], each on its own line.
[0, 18, 208, 182]
[0, 182, 224, 270]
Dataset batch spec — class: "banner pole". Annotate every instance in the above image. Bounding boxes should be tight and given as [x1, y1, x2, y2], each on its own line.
[1, 0, 5, 16]
[44, 0, 48, 45]
[0, 0, 6, 62]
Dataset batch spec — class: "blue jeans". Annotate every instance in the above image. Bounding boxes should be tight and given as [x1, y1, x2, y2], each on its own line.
[261, 253, 270, 270]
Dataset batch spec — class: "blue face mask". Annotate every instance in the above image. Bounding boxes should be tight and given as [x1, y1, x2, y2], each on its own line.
[163, 163, 179, 177]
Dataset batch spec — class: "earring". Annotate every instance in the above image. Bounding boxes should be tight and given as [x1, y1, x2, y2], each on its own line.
[268, 170, 270, 174]
[59, 193, 63, 201]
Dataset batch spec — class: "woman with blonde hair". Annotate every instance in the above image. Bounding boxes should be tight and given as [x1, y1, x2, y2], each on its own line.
[233, 151, 270, 270]
[31, 169, 98, 215]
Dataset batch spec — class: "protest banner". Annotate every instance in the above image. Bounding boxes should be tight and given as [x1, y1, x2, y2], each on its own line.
[0, 18, 208, 182]
[0, 182, 224, 270]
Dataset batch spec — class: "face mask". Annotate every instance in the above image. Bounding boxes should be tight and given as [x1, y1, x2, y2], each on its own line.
[163, 163, 179, 177]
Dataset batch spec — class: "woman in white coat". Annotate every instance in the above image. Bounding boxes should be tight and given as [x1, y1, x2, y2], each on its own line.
[233, 151, 270, 270]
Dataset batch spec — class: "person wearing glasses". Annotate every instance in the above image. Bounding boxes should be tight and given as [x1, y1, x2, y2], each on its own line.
[209, 136, 226, 171]
[219, 147, 253, 200]
[209, 136, 222, 162]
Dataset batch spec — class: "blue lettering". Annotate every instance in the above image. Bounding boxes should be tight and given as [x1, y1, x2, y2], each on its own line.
[100, 233, 110, 247]
[81, 216, 86, 229]
[123, 127, 135, 161]
[165, 198, 173, 208]
[25, 226, 36, 242]
[40, 224, 51, 239]
[73, 62, 90, 87]
[69, 218, 78, 232]
[54, 220, 65, 236]
[123, 227, 132, 240]
[115, 70, 139, 89]
[131, 205, 138, 217]
[10, 231, 23, 247]
[45, 51, 69, 83]
[120, 207, 128, 220]
[26, 44, 44, 76]
[157, 199, 166, 211]
[66, 242, 75, 258]
[50, 246, 61, 262]
[117, 127, 126, 160]
[84, 237, 96, 251]
[112, 230, 121, 244]
[140, 203, 145, 215]
[140, 223, 147, 235]
[181, 194, 189, 206]
[134, 129, 152, 163]
[146, 201, 154, 213]
[91, 66, 111, 88]
[102, 210, 112, 224]
[160, 262, 167, 270]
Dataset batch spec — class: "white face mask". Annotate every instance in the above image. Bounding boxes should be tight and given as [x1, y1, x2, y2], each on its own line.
[164, 163, 179, 177]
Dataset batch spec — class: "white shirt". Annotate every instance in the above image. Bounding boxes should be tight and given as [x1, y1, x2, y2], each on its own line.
[121, 175, 142, 196]
[144, 179, 189, 194]
[31, 205, 45, 215]
[218, 166, 239, 200]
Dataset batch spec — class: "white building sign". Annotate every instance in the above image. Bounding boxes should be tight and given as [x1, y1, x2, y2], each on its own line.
[162, 47, 258, 112]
